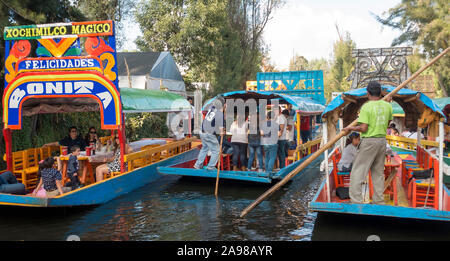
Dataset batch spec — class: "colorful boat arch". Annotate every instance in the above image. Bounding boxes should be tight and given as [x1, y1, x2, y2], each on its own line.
[2, 20, 123, 171]
[3, 71, 122, 129]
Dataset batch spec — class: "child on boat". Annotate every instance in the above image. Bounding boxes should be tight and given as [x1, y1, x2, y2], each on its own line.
[33, 157, 68, 198]
[67, 145, 82, 190]
[338, 132, 360, 172]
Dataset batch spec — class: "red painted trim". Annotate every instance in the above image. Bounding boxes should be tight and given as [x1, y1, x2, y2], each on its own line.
[3, 129, 12, 171]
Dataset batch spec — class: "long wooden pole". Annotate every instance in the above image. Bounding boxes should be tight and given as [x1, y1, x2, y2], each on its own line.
[215, 133, 224, 197]
[240, 46, 450, 218]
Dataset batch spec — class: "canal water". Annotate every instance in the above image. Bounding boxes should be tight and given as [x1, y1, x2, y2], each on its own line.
[0, 157, 323, 241]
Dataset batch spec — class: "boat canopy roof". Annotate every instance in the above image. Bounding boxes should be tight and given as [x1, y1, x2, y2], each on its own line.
[21, 88, 191, 116]
[203, 90, 325, 115]
[120, 88, 191, 113]
[322, 85, 445, 128]
[392, 97, 450, 116]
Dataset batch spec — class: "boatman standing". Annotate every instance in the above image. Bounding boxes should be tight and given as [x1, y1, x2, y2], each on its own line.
[194, 96, 225, 171]
[343, 81, 393, 204]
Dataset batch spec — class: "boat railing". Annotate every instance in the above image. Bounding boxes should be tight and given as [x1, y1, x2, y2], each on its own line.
[123, 137, 197, 172]
[2, 146, 61, 190]
[386, 135, 443, 150]
[297, 137, 322, 159]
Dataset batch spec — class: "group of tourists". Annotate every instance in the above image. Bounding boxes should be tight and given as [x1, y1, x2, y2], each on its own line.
[193, 97, 314, 175]
[387, 123, 424, 139]
[32, 127, 133, 198]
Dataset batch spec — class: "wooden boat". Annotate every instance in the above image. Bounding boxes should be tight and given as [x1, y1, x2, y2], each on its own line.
[1, 20, 197, 207]
[309, 85, 450, 222]
[158, 82, 326, 183]
[158, 138, 323, 184]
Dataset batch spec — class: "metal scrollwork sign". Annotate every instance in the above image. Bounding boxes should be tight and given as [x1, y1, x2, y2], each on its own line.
[347, 47, 413, 89]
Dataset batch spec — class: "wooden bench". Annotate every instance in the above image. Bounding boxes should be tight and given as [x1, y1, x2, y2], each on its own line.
[14, 148, 40, 190]
[124, 137, 196, 172]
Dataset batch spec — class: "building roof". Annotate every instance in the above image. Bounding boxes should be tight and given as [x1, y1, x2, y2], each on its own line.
[117, 52, 161, 76]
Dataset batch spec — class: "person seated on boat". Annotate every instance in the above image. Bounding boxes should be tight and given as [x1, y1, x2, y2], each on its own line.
[193, 97, 225, 171]
[84, 127, 98, 147]
[33, 157, 70, 198]
[0, 171, 26, 195]
[276, 107, 289, 170]
[391, 128, 400, 136]
[43, 126, 87, 152]
[95, 135, 133, 182]
[247, 109, 263, 172]
[230, 112, 248, 171]
[261, 110, 279, 174]
[386, 123, 396, 135]
[337, 132, 360, 172]
[402, 127, 424, 139]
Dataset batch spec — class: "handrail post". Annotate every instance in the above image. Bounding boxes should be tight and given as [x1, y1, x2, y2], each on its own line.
[439, 121, 444, 211]
[339, 118, 344, 152]
[323, 121, 330, 202]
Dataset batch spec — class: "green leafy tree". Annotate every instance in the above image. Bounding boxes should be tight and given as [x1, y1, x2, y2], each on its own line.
[375, 0, 449, 95]
[74, 0, 134, 48]
[288, 55, 309, 71]
[135, 0, 282, 98]
[327, 32, 356, 100]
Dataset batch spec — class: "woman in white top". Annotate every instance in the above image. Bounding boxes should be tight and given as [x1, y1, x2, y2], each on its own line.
[230, 113, 248, 171]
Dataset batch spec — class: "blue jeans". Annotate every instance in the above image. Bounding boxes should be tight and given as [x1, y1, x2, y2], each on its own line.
[195, 133, 220, 169]
[277, 140, 288, 169]
[247, 144, 263, 170]
[263, 144, 278, 172]
[231, 142, 247, 168]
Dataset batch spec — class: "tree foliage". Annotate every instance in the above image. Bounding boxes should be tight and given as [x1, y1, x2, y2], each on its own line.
[375, 0, 449, 95]
[74, 0, 134, 48]
[135, 0, 282, 99]
[329, 32, 356, 95]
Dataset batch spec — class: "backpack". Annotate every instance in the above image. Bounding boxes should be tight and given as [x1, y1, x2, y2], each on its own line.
[409, 168, 433, 183]
[336, 187, 350, 199]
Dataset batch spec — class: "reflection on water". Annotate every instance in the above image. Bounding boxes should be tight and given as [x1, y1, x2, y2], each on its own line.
[0, 157, 323, 241]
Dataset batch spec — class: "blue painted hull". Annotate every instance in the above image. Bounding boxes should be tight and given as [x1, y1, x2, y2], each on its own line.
[157, 148, 322, 184]
[309, 171, 450, 222]
[0, 148, 198, 207]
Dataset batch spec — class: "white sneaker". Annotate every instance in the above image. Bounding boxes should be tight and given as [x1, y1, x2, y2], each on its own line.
[193, 165, 202, 170]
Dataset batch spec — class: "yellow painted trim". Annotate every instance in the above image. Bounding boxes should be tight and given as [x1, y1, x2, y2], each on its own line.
[3, 72, 121, 127]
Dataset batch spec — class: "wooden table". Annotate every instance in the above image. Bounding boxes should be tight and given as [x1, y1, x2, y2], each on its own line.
[59, 151, 113, 185]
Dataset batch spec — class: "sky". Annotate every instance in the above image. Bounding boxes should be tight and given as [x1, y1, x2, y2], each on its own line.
[121, 0, 403, 70]
[263, 0, 403, 69]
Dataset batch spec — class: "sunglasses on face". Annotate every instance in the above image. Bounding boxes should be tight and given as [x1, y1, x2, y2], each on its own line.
[90, 131, 96, 134]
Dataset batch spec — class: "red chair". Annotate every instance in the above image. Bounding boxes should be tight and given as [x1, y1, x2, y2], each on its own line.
[408, 158, 439, 209]
[331, 149, 351, 188]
